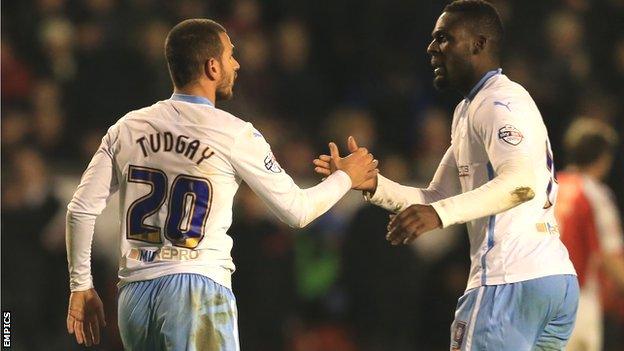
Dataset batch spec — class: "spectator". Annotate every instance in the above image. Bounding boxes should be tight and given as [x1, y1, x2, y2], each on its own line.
[557, 118, 624, 351]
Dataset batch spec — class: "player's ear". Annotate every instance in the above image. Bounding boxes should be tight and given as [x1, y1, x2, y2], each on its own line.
[205, 58, 220, 81]
[473, 35, 486, 54]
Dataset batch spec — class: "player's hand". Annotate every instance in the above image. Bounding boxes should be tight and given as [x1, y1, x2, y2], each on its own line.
[313, 136, 379, 191]
[386, 204, 442, 245]
[67, 288, 106, 347]
[313, 154, 336, 176]
[316, 138, 378, 188]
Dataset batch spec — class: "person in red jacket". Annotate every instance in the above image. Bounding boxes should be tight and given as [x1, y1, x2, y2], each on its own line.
[556, 118, 624, 351]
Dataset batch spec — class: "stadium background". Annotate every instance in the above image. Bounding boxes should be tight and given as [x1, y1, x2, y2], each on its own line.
[2, 0, 623, 350]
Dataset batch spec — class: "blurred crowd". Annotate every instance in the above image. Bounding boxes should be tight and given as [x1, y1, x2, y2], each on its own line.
[2, 0, 623, 350]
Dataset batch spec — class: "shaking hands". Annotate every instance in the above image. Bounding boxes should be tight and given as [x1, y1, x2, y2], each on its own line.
[313, 136, 379, 191]
[313, 136, 442, 246]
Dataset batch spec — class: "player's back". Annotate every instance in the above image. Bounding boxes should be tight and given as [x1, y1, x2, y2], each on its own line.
[109, 95, 247, 289]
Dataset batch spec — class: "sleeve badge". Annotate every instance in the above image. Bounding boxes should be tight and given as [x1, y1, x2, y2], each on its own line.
[264, 151, 283, 173]
[498, 124, 524, 145]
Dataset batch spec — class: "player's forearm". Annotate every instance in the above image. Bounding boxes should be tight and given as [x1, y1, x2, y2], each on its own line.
[367, 171, 456, 213]
[431, 156, 535, 227]
[66, 210, 96, 291]
[366, 174, 428, 212]
[367, 147, 458, 212]
[268, 170, 352, 228]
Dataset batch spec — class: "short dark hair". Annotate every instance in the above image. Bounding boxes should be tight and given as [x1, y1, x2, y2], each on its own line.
[564, 118, 619, 167]
[444, 0, 504, 57]
[165, 19, 226, 88]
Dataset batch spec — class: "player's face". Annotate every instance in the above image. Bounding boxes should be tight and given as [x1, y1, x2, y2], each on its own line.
[216, 32, 240, 100]
[427, 12, 474, 92]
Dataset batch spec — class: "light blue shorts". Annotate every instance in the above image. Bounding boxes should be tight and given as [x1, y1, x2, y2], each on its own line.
[118, 273, 239, 351]
[450, 274, 579, 351]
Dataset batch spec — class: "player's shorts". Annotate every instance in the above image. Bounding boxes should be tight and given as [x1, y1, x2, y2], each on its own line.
[118, 273, 239, 351]
[450, 274, 579, 351]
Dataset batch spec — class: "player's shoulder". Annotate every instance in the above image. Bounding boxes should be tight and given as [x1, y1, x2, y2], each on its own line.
[205, 107, 259, 143]
[557, 172, 585, 194]
[476, 75, 531, 105]
[471, 75, 536, 120]
[557, 171, 583, 184]
[582, 175, 616, 203]
[98, 101, 171, 144]
[451, 99, 468, 117]
[115, 100, 166, 125]
[211, 110, 272, 149]
[213, 107, 249, 128]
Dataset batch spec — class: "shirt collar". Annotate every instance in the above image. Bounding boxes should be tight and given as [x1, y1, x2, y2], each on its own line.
[170, 93, 215, 107]
[466, 68, 502, 100]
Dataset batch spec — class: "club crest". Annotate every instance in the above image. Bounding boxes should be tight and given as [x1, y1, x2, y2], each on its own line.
[451, 321, 467, 350]
[498, 124, 524, 145]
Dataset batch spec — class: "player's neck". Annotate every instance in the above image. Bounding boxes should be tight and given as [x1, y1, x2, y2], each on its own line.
[460, 64, 500, 98]
[173, 84, 216, 106]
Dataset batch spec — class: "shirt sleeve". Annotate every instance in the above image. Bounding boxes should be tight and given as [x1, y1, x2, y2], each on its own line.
[229, 124, 352, 228]
[585, 183, 624, 255]
[367, 146, 460, 213]
[66, 127, 119, 291]
[431, 98, 536, 227]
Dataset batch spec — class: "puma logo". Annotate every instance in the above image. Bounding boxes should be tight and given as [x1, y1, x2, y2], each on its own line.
[494, 101, 511, 112]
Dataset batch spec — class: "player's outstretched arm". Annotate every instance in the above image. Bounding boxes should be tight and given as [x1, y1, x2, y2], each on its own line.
[230, 124, 378, 228]
[386, 154, 535, 245]
[67, 288, 106, 347]
[425, 99, 538, 230]
[314, 137, 460, 213]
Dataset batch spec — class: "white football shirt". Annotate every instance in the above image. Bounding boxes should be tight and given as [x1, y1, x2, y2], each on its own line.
[66, 94, 352, 291]
[369, 70, 576, 290]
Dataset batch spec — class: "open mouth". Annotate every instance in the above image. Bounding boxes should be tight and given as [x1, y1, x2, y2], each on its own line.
[431, 60, 445, 76]
[431, 59, 445, 76]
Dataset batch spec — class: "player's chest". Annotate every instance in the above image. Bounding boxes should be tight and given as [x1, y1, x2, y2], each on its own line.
[450, 105, 488, 168]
